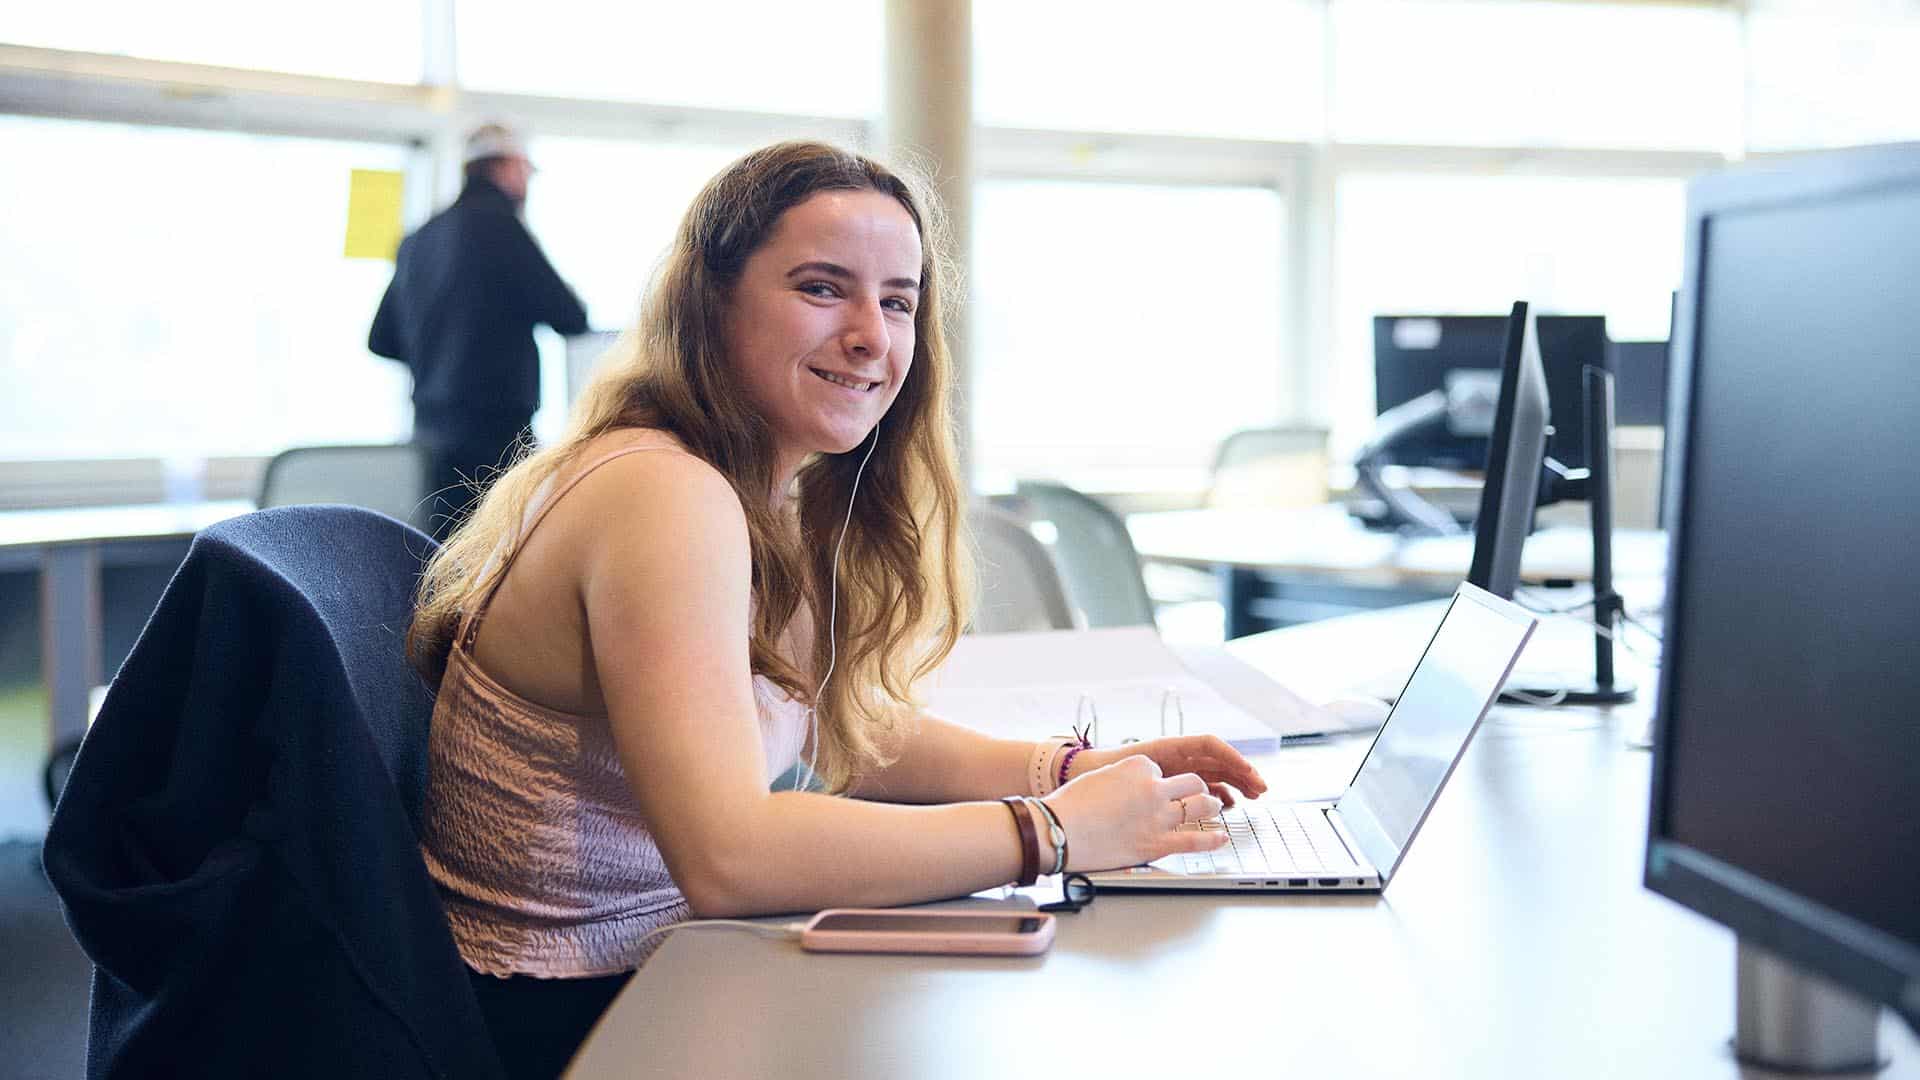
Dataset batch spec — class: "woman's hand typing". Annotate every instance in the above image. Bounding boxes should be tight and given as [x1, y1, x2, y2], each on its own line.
[1068, 734, 1267, 809]
[1041, 755, 1232, 873]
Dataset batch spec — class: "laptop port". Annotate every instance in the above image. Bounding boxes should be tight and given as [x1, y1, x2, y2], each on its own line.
[1264, 880, 1280, 886]
[1288, 878, 1309, 886]
[1317, 878, 1341, 886]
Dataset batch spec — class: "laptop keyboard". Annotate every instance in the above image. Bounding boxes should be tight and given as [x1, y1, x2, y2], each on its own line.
[1175, 804, 1357, 877]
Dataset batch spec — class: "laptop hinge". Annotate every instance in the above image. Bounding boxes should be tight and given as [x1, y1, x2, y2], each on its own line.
[1324, 807, 1379, 879]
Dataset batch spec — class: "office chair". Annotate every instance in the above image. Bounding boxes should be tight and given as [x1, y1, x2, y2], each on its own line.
[967, 504, 1076, 633]
[42, 506, 504, 1079]
[257, 443, 430, 532]
[1012, 481, 1157, 629]
[1205, 426, 1331, 509]
[1135, 426, 1333, 626]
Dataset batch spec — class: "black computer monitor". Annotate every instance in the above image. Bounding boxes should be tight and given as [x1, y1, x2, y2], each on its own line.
[1646, 143, 1920, 1058]
[1605, 339, 1668, 428]
[1373, 313, 1608, 472]
[1464, 302, 1548, 601]
[1466, 302, 1634, 706]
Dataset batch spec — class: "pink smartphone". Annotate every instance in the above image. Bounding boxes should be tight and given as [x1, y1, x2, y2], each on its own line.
[799, 908, 1056, 956]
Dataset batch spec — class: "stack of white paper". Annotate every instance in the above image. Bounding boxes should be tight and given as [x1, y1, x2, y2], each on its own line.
[923, 627, 1377, 754]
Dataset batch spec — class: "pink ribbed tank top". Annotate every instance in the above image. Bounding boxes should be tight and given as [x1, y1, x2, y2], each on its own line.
[419, 431, 807, 977]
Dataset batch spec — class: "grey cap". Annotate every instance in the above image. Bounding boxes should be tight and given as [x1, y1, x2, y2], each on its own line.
[462, 122, 529, 165]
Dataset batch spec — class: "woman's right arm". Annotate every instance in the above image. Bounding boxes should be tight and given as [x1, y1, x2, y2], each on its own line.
[575, 454, 1223, 917]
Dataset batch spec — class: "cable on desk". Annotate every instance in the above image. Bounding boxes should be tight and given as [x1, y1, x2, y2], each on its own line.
[1515, 588, 1598, 617]
[1499, 686, 1570, 707]
[630, 918, 808, 957]
[1519, 605, 1663, 666]
[1619, 610, 1664, 644]
[1516, 587, 1666, 653]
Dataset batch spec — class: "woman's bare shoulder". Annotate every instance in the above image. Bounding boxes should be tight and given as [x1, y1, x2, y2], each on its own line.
[553, 429, 749, 572]
[567, 428, 734, 505]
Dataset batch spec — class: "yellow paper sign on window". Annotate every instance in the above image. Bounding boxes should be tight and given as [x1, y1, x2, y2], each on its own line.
[344, 169, 405, 260]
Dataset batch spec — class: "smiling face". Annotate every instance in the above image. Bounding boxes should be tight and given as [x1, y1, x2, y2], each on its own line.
[722, 188, 923, 488]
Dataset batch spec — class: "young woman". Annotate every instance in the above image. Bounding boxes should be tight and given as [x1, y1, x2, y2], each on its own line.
[409, 141, 1265, 1075]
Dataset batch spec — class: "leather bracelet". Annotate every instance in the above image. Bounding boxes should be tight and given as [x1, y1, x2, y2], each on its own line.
[1027, 737, 1073, 797]
[1027, 797, 1069, 877]
[1001, 796, 1040, 887]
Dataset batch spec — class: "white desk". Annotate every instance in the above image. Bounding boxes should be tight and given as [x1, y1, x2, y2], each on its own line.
[1127, 504, 1668, 636]
[0, 500, 252, 742]
[564, 604, 1916, 1079]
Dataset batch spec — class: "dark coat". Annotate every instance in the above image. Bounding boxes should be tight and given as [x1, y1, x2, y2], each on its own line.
[43, 506, 504, 1079]
[369, 178, 588, 445]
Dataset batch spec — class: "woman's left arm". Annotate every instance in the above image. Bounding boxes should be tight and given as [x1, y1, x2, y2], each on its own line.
[847, 713, 1269, 806]
[843, 711, 1034, 803]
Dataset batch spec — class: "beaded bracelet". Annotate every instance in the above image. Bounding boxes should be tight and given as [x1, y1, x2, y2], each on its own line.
[1056, 744, 1087, 789]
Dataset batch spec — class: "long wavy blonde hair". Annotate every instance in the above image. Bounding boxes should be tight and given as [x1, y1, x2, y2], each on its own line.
[408, 141, 971, 792]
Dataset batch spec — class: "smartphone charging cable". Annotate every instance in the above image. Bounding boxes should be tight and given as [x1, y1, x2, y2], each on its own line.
[631, 918, 809, 955]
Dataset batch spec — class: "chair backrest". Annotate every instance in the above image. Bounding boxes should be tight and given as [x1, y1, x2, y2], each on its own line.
[43, 506, 504, 1078]
[1206, 426, 1331, 509]
[1012, 481, 1157, 628]
[258, 443, 429, 531]
[967, 504, 1076, 633]
[215, 506, 443, 822]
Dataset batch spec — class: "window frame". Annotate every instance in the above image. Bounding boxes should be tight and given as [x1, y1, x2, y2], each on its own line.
[5, 0, 1888, 505]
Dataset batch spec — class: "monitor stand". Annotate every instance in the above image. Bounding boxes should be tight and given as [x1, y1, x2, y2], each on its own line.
[1734, 941, 1886, 1073]
[1500, 366, 1636, 706]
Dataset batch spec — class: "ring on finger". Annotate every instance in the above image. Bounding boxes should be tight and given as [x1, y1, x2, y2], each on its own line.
[1173, 796, 1190, 825]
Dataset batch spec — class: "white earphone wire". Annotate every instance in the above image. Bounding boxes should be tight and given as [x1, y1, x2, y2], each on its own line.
[795, 422, 881, 793]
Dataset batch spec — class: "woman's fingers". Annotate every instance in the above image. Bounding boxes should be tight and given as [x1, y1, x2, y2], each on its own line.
[1183, 793, 1224, 822]
[1160, 736, 1268, 798]
[1159, 790, 1228, 854]
[1164, 790, 1224, 830]
[1158, 771, 1209, 801]
[1207, 781, 1238, 809]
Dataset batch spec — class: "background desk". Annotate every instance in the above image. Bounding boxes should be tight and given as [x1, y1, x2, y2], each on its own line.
[565, 603, 1916, 1079]
[1127, 504, 1669, 637]
[0, 500, 252, 744]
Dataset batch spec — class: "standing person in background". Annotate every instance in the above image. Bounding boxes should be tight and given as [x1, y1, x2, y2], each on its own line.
[370, 122, 589, 540]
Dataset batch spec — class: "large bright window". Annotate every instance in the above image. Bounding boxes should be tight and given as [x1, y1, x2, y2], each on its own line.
[974, 0, 1324, 140]
[1330, 171, 1685, 457]
[0, 2, 422, 83]
[0, 116, 413, 460]
[1331, 0, 1741, 152]
[522, 138, 756, 333]
[1745, 7, 1920, 151]
[972, 180, 1288, 493]
[455, 0, 882, 117]
[519, 137, 756, 440]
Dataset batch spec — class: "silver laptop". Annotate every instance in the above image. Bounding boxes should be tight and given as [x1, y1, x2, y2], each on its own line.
[1087, 582, 1537, 892]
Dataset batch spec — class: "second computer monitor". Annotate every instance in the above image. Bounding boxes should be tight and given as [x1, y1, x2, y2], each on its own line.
[1607, 339, 1669, 428]
[1465, 302, 1549, 601]
[1373, 313, 1607, 472]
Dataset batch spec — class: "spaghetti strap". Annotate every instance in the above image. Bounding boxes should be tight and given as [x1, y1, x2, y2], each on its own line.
[456, 434, 691, 652]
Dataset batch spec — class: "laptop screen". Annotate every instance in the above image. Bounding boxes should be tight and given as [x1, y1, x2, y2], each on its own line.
[1335, 586, 1535, 877]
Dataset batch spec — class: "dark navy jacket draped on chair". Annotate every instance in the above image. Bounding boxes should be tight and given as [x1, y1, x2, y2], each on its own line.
[43, 506, 504, 1078]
